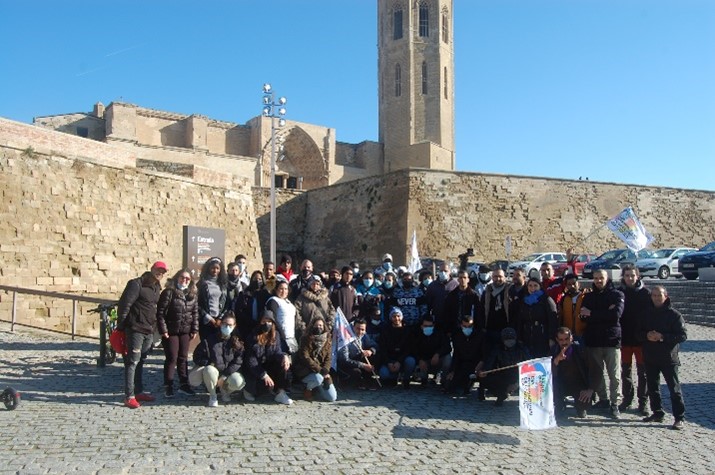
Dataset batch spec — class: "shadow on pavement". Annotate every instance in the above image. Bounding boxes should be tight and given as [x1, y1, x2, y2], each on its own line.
[681, 340, 715, 353]
[392, 424, 520, 445]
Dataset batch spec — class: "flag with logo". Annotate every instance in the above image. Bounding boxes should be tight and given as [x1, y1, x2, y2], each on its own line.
[331, 308, 356, 370]
[408, 229, 421, 274]
[606, 207, 654, 252]
[518, 357, 557, 430]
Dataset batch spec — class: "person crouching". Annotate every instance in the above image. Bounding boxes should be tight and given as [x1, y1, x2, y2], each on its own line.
[293, 317, 337, 402]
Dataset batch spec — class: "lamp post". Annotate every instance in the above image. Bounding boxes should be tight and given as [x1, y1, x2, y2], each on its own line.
[262, 83, 287, 264]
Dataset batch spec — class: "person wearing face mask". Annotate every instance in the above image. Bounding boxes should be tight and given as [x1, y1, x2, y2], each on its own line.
[197, 257, 229, 341]
[157, 269, 199, 398]
[356, 271, 384, 318]
[379, 307, 417, 388]
[293, 317, 337, 402]
[388, 271, 427, 328]
[189, 313, 246, 407]
[243, 311, 293, 405]
[330, 266, 359, 321]
[425, 262, 459, 331]
[445, 314, 487, 395]
[233, 254, 250, 287]
[478, 327, 530, 406]
[234, 270, 266, 340]
[364, 304, 384, 344]
[349, 260, 362, 286]
[551, 327, 593, 419]
[515, 277, 558, 358]
[375, 253, 394, 275]
[412, 316, 452, 386]
[295, 275, 336, 340]
[418, 270, 433, 293]
[226, 262, 246, 311]
[443, 270, 481, 335]
[289, 259, 315, 302]
[474, 265, 492, 299]
[338, 318, 379, 389]
[380, 271, 398, 315]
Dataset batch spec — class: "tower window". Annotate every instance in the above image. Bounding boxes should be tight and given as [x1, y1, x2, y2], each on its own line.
[443, 67, 448, 99]
[442, 9, 449, 43]
[395, 64, 402, 97]
[419, 4, 429, 37]
[393, 8, 403, 40]
[422, 62, 428, 95]
[76, 126, 89, 138]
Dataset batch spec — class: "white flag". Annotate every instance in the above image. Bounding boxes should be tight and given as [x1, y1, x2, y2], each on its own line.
[606, 207, 654, 252]
[518, 357, 557, 430]
[408, 229, 421, 274]
[331, 308, 356, 370]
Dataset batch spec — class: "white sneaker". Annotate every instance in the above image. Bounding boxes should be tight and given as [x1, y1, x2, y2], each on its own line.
[220, 388, 231, 403]
[274, 389, 294, 405]
[207, 395, 219, 407]
[242, 389, 255, 401]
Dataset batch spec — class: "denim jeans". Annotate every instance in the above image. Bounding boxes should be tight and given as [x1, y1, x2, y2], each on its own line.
[124, 329, 154, 398]
[302, 373, 338, 402]
[379, 356, 417, 381]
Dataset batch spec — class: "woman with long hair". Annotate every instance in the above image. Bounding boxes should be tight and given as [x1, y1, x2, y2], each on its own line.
[293, 317, 337, 402]
[516, 277, 558, 357]
[243, 311, 293, 405]
[156, 269, 199, 397]
[197, 257, 228, 340]
[234, 270, 265, 339]
[294, 275, 335, 340]
[266, 279, 301, 356]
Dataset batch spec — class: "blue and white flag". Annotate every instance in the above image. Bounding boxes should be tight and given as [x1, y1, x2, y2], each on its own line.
[408, 229, 421, 274]
[331, 308, 356, 370]
[606, 207, 654, 252]
[518, 357, 557, 430]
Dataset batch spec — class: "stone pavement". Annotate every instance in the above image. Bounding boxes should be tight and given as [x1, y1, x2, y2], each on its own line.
[1, 322, 714, 475]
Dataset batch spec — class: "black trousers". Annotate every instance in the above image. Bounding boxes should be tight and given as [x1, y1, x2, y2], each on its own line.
[645, 362, 685, 421]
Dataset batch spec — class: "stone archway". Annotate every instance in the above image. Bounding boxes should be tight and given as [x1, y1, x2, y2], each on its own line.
[260, 126, 328, 190]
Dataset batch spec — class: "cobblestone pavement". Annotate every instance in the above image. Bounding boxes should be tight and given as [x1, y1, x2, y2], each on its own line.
[1, 322, 713, 475]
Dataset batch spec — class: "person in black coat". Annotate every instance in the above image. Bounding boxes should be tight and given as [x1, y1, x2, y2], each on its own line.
[515, 278, 558, 358]
[243, 311, 293, 405]
[552, 327, 594, 419]
[637, 286, 687, 430]
[444, 314, 488, 395]
[188, 313, 245, 407]
[378, 307, 417, 388]
[412, 316, 452, 385]
[156, 269, 199, 397]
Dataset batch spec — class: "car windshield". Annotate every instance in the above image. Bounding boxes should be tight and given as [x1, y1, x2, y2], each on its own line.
[650, 249, 675, 259]
[700, 242, 715, 252]
[596, 250, 623, 260]
[553, 254, 567, 262]
[522, 253, 543, 261]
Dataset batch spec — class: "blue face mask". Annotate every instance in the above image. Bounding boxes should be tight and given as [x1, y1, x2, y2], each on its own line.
[363, 279, 374, 288]
[422, 278, 433, 287]
[384, 281, 393, 289]
[383, 262, 393, 271]
[371, 319, 382, 326]
[422, 327, 434, 336]
[462, 327, 473, 336]
[220, 325, 234, 337]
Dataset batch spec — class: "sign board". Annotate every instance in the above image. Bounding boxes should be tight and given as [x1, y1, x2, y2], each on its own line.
[183, 226, 226, 279]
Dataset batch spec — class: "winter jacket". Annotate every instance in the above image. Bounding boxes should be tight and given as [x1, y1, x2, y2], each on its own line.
[516, 291, 558, 357]
[294, 287, 336, 333]
[116, 272, 161, 334]
[197, 278, 228, 324]
[637, 298, 687, 365]
[425, 279, 459, 327]
[380, 325, 412, 364]
[156, 285, 199, 336]
[619, 280, 652, 347]
[481, 283, 512, 331]
[330, 282, 359, 320]
[442, 286, 481, 333]
[558, 289, 590, 338]
[483, 341, 530, 371]
[244, 331, 286, 380]
[581, 281, 625, 348]
[411, 326, 452, 361]
[293, 332, 333, 380]
[192, 332, 244, 377]
[449, 328, 488, 373]
[338, 334, 379, 370]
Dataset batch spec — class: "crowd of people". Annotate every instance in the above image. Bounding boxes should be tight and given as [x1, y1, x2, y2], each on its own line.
[115, 253, 688, 430]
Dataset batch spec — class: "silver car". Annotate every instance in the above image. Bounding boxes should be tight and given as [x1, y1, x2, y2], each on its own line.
[636, 247, 698, 279]
[507, 252, 568, 279]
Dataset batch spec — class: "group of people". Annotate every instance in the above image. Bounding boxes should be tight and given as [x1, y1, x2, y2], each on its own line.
[115, 253, 688, 430]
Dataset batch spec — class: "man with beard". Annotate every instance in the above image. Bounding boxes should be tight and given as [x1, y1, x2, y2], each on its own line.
[289, 259, 315, 302]
[425, 262, 459, 330]
[480, 267, 512, 347]
[558, 274, 589, 344]
[541, 262, 565, 305]
[443, 270, 481, 335]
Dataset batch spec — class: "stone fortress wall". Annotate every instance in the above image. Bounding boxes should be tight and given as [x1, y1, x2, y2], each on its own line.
[2, 117, 714, 337]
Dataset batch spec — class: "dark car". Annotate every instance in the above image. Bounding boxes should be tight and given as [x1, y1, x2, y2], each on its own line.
[581, 248, 652, 279]
[679, 241, 715, 280]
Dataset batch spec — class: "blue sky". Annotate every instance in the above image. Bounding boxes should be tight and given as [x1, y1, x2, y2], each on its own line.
[1, 0, 713, 191]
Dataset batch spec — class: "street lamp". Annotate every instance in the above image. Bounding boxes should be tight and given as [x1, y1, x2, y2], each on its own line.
[262, 83, 287, 264]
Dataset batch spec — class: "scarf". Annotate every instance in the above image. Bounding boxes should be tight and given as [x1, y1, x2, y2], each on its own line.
[524, 289, 544, 306]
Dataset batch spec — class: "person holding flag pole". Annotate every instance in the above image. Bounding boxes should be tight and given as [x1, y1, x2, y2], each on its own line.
[337, 318, 381, 389]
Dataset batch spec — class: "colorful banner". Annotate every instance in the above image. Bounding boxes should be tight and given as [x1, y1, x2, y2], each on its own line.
[606, 207, 654, 252]
[518, 357, 557, 430]
[331, 308, 356, 370]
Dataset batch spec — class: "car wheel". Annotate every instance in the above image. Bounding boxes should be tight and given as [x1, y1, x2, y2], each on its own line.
[683, 273, 698, 281]
[657, 266, 670, 279]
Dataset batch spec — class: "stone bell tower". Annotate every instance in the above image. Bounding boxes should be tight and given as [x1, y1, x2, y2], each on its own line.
[378, 0, 455, 172]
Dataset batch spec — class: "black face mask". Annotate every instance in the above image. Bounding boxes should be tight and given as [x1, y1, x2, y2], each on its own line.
[301, 269, 311, 279]
[259, 322, 273, 333]
[312, 327, 323, 336]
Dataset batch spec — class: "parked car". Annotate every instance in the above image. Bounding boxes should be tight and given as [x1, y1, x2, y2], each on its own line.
[507, 252, 568, 279]
[679, 241, 715, 280]
[636, 247, 698, 279]
[581, 248, 653, 279]
[552, 253, 598, 277]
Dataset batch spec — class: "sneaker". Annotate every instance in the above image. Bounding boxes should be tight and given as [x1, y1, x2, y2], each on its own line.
[178, 385, 196, 396]
[593, 399, 611, 409]
[125, 397, 141, 409]
[642, 413, 665, 423]
[242, 389, 256, 401]
[274, 390, 294, 405]
[671, 419, 685, 430]
[610, 404, 621, 419]
[135, 393, 155, 402]
[207, 395, 219, 407]
[220, 387, 232, 403]
[164, 386, 174, 398]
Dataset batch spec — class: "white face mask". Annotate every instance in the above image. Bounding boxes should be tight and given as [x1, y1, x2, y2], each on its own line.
[438, 271, 450, 282]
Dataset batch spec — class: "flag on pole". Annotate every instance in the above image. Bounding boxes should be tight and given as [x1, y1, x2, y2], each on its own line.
[606, 207, 654, 252]
[518, 357, 557, 430]
[331, 308, 356, 370]
[408, 229, 421, 274]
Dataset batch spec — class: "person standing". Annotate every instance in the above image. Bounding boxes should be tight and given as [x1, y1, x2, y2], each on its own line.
[639, 286, 687, 430]
[197, 257, 228, 341]
[515, 277, 558, 358]
[156, 269, 199, 397]
[116, 261, 167, 409]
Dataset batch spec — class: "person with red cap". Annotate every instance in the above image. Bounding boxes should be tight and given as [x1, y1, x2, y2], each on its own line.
[117, 261, 168, 408]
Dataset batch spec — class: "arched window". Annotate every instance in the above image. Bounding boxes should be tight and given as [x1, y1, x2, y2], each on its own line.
[443, 67, 448, 99]
[395, 64, 402, 97]
[419, 3, 429, 37]
[441, 8, 449, 43]
[393, 8, 403, 40]
[422, 62, 428, 95]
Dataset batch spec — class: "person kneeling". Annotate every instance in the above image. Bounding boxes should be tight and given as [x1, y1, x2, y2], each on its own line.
[478, 327, 529, 406]
[243, 311, 293, 405]
[189, 313, 246, 407]
[338, 319, 379, 389]
[294, 317, 337, 402]
[552, 327, 593, 419]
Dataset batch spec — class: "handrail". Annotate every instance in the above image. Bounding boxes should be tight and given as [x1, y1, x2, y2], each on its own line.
[0, 284, 116, 340]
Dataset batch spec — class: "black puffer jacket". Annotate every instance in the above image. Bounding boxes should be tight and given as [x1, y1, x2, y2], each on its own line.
[117, 272, 161, 334]
[637, 298, 687, 365]
[156, 285, 199, 336]
[192, 332, 244, 377]
[619, 280, 652, 346]
[582, 280, 625, 348]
